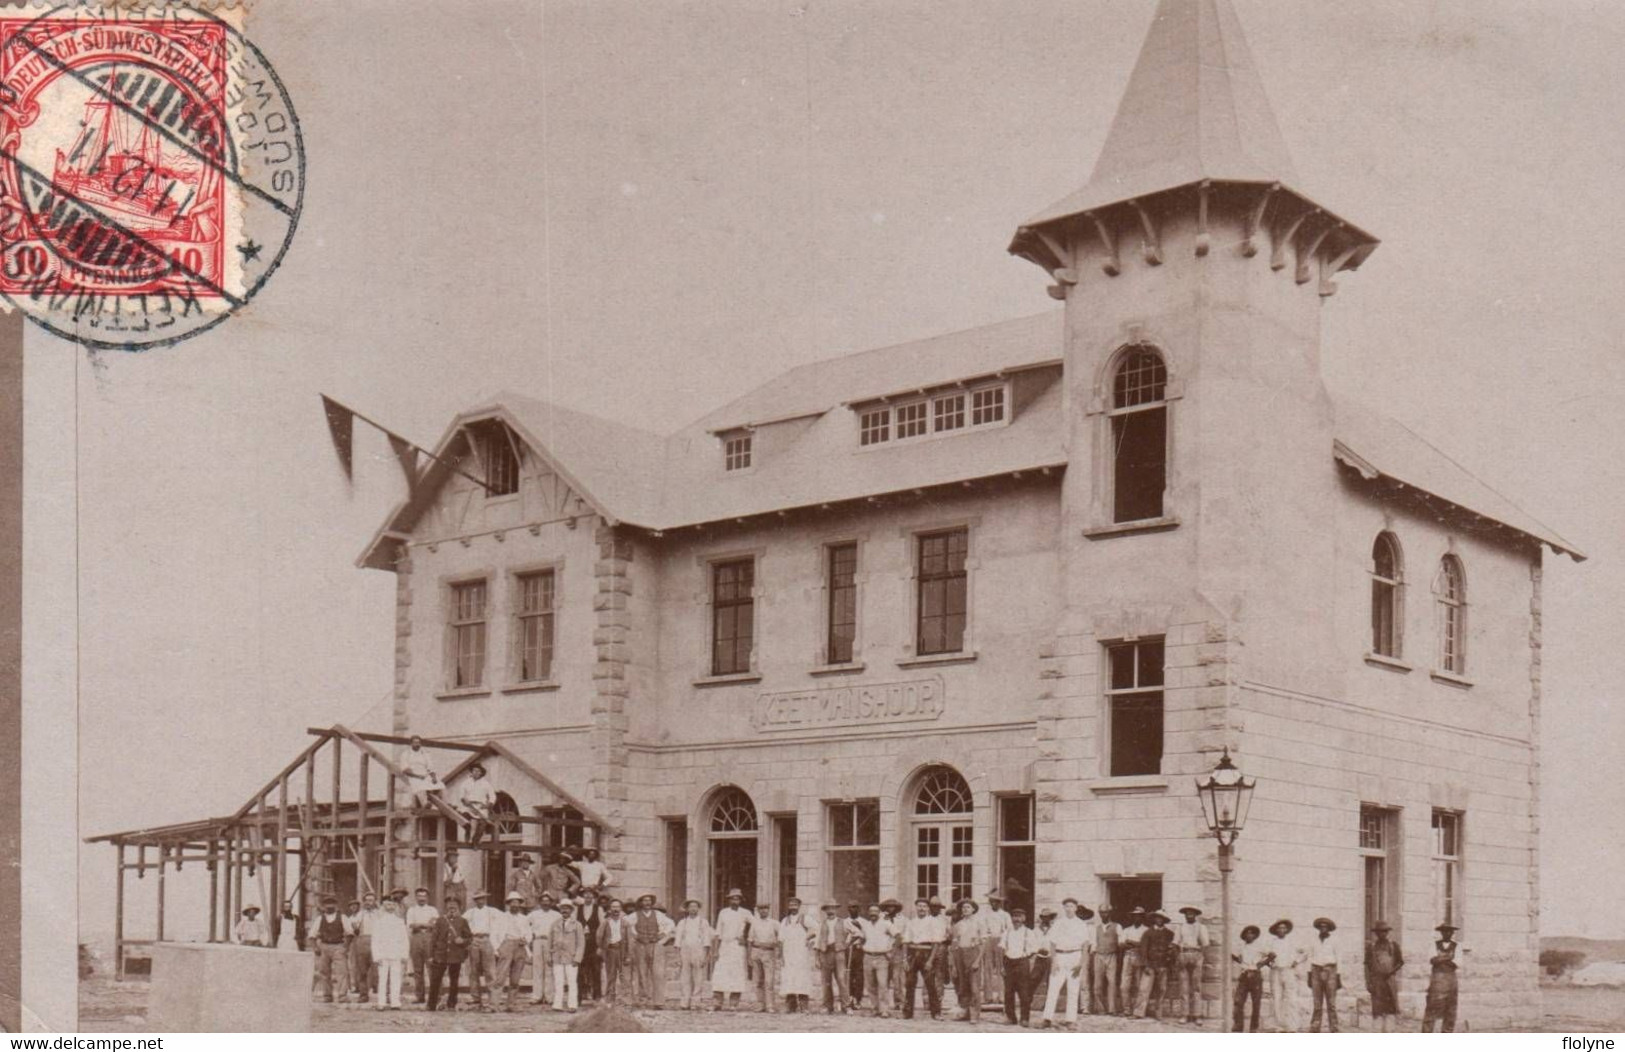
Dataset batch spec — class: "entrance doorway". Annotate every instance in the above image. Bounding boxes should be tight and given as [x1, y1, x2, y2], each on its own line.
[707, 786, 759, 913]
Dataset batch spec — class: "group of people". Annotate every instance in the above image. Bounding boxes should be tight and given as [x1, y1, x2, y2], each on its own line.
[236, 867, 1465, 1031]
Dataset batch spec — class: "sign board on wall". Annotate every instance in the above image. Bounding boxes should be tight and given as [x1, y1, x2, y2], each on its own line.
[752, 676, 944, 731]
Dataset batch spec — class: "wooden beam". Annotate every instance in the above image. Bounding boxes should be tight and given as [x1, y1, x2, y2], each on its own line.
[115, 844, 126, 979]
[156, 845, 167, 942]
[310, 727, 487, 753]
[207, 840, 218, 944]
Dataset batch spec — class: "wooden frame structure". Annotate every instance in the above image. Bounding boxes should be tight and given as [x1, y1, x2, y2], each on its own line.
[85, 724, 609, 979]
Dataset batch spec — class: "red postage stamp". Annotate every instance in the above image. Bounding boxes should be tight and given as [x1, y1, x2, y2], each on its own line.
[0, 7, 303, 349]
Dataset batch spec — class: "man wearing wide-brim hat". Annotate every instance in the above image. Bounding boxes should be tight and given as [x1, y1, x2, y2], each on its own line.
[235, 904, 269, 947]
[1139, 911, 1176, 1019]
[1173, 906, 1209, 1024]
[1364, 920, 1403, 1031]
[1118, 907, 1149, 1019]
[1422, 923, 1464, 1032]
[493, 891, 532, 1011]
[462, 888, 502, 1009]
[1306, 917, 1342, 1032]
[1091, 904, 1122, 1017]
[674, 897, 715, 1010]
[979, 888, 1013, 1012]
[711, 887, 752, 1010]
[880, 898, 908, 1009]
[1264, 918, 1304, 1031]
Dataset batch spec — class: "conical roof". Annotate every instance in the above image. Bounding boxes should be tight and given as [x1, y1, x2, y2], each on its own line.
[1024, 0, 1304, 228]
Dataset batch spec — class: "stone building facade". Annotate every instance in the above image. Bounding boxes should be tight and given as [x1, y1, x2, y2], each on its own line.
[357, 0, 1580, 1025]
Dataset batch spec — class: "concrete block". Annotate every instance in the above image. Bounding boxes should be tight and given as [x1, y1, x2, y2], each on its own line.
[149, 942, 312, 1032]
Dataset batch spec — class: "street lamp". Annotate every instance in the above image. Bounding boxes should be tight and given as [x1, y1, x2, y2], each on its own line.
[1196, 748, 1256, 1030]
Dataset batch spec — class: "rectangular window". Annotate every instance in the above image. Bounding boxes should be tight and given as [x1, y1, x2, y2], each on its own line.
[477, 425, 520, 497]
[933, 393, 966, 432]
[664, 819, 688, 919]
[971, 385, 1006, 426]
[1360, 805, 1400, 934]
[1432, 810, 1462, 926]
[711, 558, 756, 675]
[997, 794, 1036, 918]
[1111, 405, 1167, 522]
[916, 528, 968, 656]
[774, 815, 798, 916]
[1105, 876, 1163, 918]
[860, 409, 890, 446]
[949, 826, 973, 902]
[724, 434, 752, 472]
[826, 543, 858, 665]
[515, 570, 556, 683]
[538, 805, 588, 850]
[827, 800, 880, 908]
[896, 401, 928, 440]
[449, 580, 488, 688]
[1105, 638, 1164, 776]
[915, 826, 941, 901]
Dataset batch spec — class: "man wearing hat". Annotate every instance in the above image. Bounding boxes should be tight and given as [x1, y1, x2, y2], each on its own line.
[998, 906, 1039, 1026]
[461, 889, 502, 1009]
[881, 898, 908, 1009]
[578, 888, 608, 1005]
[350, 892, 382, 1003]
[711, 888, 752, 1011]
[507, 854, 538, 910]
[342, 899, 364, 1001]
[598, 898, 633, 1004]
[1364, 919, 1404, 1032]
[1231, 924, 1268, 1032]
[401, 735, 443, 811]
[493, 891, 532, 1011]
[442, 848, 469, 910]
[457, 762, 498, 846]
[674, 898, 715, 1009]
[1422, 923, 1463, 1033]
[1092, 906, 1121, 1017]
[815, 901, 851, 1014]
[575, 847, 614, 894]
[537, 851, 581, 906]
[427, 898, 473, 1011]
[1141, 910, 1177, 1019]
[1030, 907, 1056, 1018]
[949, 899, 986, 1022]
[372, 896, 410, 1009]
[1265, 918, 1303, 1031]
[980, 889, 1012, 1009]
[843, 902, 866, 1010]
[405, 886, 440, 1003]
[550, 897, 588, 1011]
[234, 905, 268, 948]
[1306, 916, 1342, 1033]
[1173, 907, 1209, 1024]
[312, 896, 352, 1003]
[853, 903, 900, 1017]
[1118, 906, 1149, 1018]
[631, 892, 677, 1006]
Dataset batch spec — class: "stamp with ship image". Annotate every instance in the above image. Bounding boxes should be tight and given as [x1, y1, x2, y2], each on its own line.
[0, 3, 304, 350]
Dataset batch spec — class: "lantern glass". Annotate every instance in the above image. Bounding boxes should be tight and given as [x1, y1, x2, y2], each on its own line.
[1196, 749, 1255, 837]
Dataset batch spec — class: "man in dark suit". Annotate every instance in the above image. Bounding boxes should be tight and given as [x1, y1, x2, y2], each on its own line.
[577, 888, 606, 1003]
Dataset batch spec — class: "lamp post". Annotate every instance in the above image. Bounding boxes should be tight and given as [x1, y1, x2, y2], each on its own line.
[1196, 748, 1256, 1030]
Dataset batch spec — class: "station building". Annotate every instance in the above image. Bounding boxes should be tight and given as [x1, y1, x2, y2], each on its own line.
[344, 0, 1575, 1024]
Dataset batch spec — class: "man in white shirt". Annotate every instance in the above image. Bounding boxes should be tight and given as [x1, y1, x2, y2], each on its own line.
[949, 900, 986, 1023]
[1039, 898, 1090, 1029]
[1306, 916, 1341, 1033]
[404, 888, 440, 1004]
[1174, 905, 1210, 1024]
[493, 891, 532, 1011]
[711, 889, 753, 1011]
[901, 898, 950, 1020]
[980, 890, 1013, 1009]
[853, 904, 899, 1017]
[1000, 907, 1039, 1027]
[1119, 906, 1149, 1019]
[629, 894, 677, 1006]
[462, 889, 503, 1008]
[400, 736, 443, 810]
[673, 898, 715, 1009]
[815, 902, 850, 1015]
[458, 762, 497, 845]
[527, 895, 561, 1005]
[442, 849, 469, 910]
[746, 902, 783, 1013]
[574, 847, 613, 893]
[234, 905, 269, 947]
[371, 898, 411, 1009]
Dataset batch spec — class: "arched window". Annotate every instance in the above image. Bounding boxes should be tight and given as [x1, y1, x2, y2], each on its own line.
[1436, 555, 1466, 675]
[710, 787, 759, 835]
[910, 765, 973, 903]
[1110, 346, 1168, 523]
[491, 791, 521, 839]
[1370, 532, 1403, 658]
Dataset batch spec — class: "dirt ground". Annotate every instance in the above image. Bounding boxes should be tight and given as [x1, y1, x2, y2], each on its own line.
[77, 975, 1624, 1034]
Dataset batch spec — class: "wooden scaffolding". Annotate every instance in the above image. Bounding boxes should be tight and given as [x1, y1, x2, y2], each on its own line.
[86, 724, 608, 979]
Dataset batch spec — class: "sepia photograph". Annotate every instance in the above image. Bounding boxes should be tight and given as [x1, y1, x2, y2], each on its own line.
[4, 0, 1622, 1039]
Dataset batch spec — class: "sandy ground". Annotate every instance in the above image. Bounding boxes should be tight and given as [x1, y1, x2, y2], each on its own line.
[76, 975, 1625, 1033]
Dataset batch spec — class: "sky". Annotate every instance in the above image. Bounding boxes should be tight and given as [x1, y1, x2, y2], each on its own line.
[59, 0, 1625, 944]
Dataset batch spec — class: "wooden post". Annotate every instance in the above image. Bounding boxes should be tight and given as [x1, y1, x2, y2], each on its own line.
[435, 815, 446, 904]
[114, 843, 126, 979]
[331, 735, 342, 837]
[155, 845, 167, 943]
[383, 772, 396, 896]
[208, 838, 219, 943]
[275, 776, 289, 943]
[232, 831, 244, 933]
[358, 754, 370, 896]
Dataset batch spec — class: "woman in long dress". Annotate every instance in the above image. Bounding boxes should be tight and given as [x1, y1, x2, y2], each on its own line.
[1265, 919, 1305, 1032]
[778, 899, 818, 1011]
[711, 893, 752, 1009]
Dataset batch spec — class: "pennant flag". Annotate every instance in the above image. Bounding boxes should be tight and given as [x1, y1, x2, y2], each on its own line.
[321, 395, 354, 479]
[388, 435, 421, 494]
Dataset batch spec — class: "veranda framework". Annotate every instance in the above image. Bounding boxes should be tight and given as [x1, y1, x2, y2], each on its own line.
[86, 725, 609, 979]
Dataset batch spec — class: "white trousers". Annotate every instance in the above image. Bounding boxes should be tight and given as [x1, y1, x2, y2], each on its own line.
[1042, 950, 1084, 1023]
[374, 958, 404, 1008]
[530, 941, 552, 1003]
[553, 963, 580, 1010]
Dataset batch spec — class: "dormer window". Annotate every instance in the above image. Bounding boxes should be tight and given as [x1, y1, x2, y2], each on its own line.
[855, 381, 1010, 449]
[724, 433, 752, 472]
[471, 421, 520, 497]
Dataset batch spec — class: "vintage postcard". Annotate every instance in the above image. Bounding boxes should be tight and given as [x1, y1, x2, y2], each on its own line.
[4, 0, 1621, 1037]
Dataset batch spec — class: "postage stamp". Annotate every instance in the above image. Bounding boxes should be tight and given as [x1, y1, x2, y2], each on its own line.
[0, 4, 303, 350]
